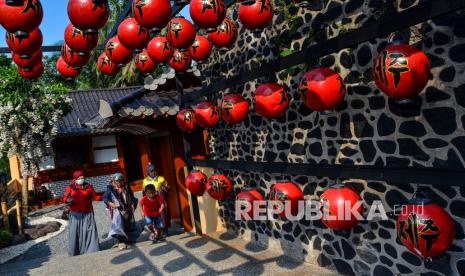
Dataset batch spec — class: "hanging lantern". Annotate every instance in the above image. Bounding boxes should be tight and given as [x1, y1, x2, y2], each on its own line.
[117, 17, 150, 50]
[18, 62, 44, 80]
[397, 195, 455, 258]
[169, 50, 192, 72]
[147, 36, 174, 63]
[135, 50, 157, 74]
[185, 170, 207, 196]
[57, 56, 81, 79]
[6, 28, 42, 56]
[97, 52, 119, 76]
[64, 23, 98, 54]
[208, 18, 237, 49]
[206, 173, 233, 201]
[238, 0, 273, 32]
[166, 17, 196, 51]
[298, 67, 346, 112]
[373, 43, 430, 101]
[132, 0, 171, 34]
[220, 94, 249, 125]
[11, 50, 42, 69]
[194, 101, 221, 129]
[236, 189, 264, 220]
[320, 184, 362, 230]
[176, 108, 197, 133]
[188, 35, 212, 63]
[190, 0, 226, 33]
[254, 83, 289, 119]
[105, 36, 133, 65]
[61, 44, 90, 68]
[0, 0, 43, 37]
[268, 181, 303, 219]
[67, 0, 109, 34]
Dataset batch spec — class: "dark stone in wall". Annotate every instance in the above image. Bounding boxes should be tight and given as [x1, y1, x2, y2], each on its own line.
[439, 66, 456, 82]
[386, 189, 408, 207]
[449, 43, 465, 63]
[369, 96, 386, 109]
[340, 113, 352, 138]
[396, 263, 413, 274]
[357, 45, 372, 67]
[333, 259, 355, 276]
[423, 107, 457, 135]
[357, 248, 378, 264]
[309, 142, 323, 157]
[423, 138, 448, 149]
[454, 84, 465, 108]
[399, 121, 427, 137]
[402, 251, 422, 266]
[353, 114, 374, 138]
[291, 143, 306, 155]
[377, 114, 396, 136]
[317, 253, 331, 267]
[321, 55, 335, 68]
[428, 54, 445, 68]
[364, 191, 381, 205]
[373, 264, 394, 276]
[345, 0, 363, 14]
[384, 243, 397, 259]
[433, 31, 451, 45]
[386, 156, 410, 166]
[340, 51, 353, 69]
[368, 181, 387, 192]
[399, 0, 416, 9]
[450, 200, 465, 219]
[360, 140, 376, 162]
[425, 86, 451, 103]
[350, 99, 364, 109]
[398, 138, 429, 161]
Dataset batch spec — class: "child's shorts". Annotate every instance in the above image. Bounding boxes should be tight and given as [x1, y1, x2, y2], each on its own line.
[144, 216, 164, 229]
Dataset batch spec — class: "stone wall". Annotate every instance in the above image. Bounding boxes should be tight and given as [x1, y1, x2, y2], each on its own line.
[197, 0, 465, 275]
[42, 174, 112, 198]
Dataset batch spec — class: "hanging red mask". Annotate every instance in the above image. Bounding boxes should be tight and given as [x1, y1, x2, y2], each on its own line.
[67, 0, 109, 34]
[208, 18, 237, 49]
[188, 35, 212, 63]
[133, 0, 171, 33]
[62, 44, 90, 68]
[194, 101, 221, 128]
[64, 23, 98, 53]
[268, 181, 303, 219]
[238, 0, 273, 31]
[206, 174, 233, 201]
[117, 17, 150, 50]
[397, 196, 455, 258]
[166, 17, 196, 50]
[57, 56, 81, 79]
[135, 50, 157, 74]
[105, 36, 133, 65]
[169, 50, 192, 72]
[6, 28, 42, 56]
[374, 43, 430, 100]
[190, 0, 226, 32]
[147, 36, 174, 63]
[254, 83, 289, 119]
[320, 185, 362, 230]
[185, 170, 207, 196]
[97, 52, 119, 76]
[12, 50, 42, 69]
[299, 67, 346, 111]
[0, 0, 43, 36]
[220, 94, 249, 125]
[236, 189, 264, 220]
[18, 62, 44, 80]
[176, 108, 197, 133]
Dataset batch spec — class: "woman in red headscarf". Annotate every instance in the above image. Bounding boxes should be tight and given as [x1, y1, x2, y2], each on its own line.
[63, 171, 102, 256]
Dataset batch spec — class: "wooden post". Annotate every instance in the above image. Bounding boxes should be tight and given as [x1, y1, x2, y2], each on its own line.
[1, 202, 9, 230]
[16, 200, 23, 234]
[21, 174, 28, 216]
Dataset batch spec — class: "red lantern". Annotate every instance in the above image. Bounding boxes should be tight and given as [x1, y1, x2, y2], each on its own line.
[220, 94, 249, 125]
[374, 43, 430, 100]
[6, 28, 42, 55]
[166, 17, 196, 50]
[135, 50, 157, 74]
[185, 170, 207, 196]
[208, 18, 237, 49]
[0, 0, 43, 36]
[117, 17, 150, 50]
[97, 52, 119, 76]
[190, 0, 226, 32]
[397, 196, 455, 258]
[64, 23, 98, 53]
[206, 174, 233, 201]
[236, 189, 264, 220]
[147, 36, 174, 63]
[169, 50, 192, 72]
[132, 0, 171, 33]
[18, 62, 44, 80]
[238, 0, 273, 31]
[188, 35, 212, 63]
[268, 181, 303, 219]
[254, 83, 289, 119]
[62, 44, 90, 68]
[320, 185, 362, 230]
[176, 108, 197, 133]
[105, 36, 133, 65]
[194, 101, 221, 128]
[67, 0, 109, 34]
[299, 67, 346, 111]
[57, 56, 81, 79]
[12, 50, 42, 68]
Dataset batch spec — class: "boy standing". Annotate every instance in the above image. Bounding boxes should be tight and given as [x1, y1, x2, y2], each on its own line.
[140, 184, 165, 241]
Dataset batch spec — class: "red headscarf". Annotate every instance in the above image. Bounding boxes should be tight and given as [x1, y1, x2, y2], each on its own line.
[72, 170, 84, 185]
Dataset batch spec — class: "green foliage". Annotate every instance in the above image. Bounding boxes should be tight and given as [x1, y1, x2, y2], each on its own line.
[0, 229, 13, 248]
[273, 0, 300, 55]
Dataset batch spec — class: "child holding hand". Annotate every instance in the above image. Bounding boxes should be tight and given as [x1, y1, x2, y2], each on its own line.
[140, 184, 165, 241]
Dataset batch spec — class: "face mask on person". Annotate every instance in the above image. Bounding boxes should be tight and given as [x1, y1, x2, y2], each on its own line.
[76, 179, 85, 185]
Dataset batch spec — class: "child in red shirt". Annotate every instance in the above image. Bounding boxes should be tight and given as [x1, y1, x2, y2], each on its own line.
[139, 184, 165, 241]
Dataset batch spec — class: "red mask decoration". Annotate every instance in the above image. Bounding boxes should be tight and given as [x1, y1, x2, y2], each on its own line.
[190, 0, 226, 32]
[208, 17, 237, 49]
[0, 0, 43, 36]
[397, 196, 455, 258]
[61, 44, 90, 68]
[147, 36, 174, 63]
[320, 185, 362, 230]
[57, 56, 81, 79]
[64, 23, 98, 53]
[188, 35, 212, 63]
[206, 174, 233, 201]
[299, 67, 346, 111]
[268, 181, 303, 218]
[169, 50, 192, 72]
[238, 0, 273, 31]
[6, 28, 42, 55]
[254, 83, 289, 119]
[236, 189, 264, 220]
[220, 94, 249, 125]
[374, 43, 430, 100]
[67, 0, 109, 34]
[185, 170, 207, 196]
[166, 17, 196, 50]
[135, 50, 157, 74]
[194, 101, 221, 128]
[176, 108, 197, 133]
[97, 52, 119, 76]
[105, 36, 133, 65]
[12, 50, 42, 68]
[117, 17, 150, 50]
[18, 62, 44, 80]
[133, 0, 171, 33]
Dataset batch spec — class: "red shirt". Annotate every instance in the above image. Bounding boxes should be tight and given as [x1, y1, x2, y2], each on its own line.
[63, 183, 102, 213]
[140, 195, 163, 217]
